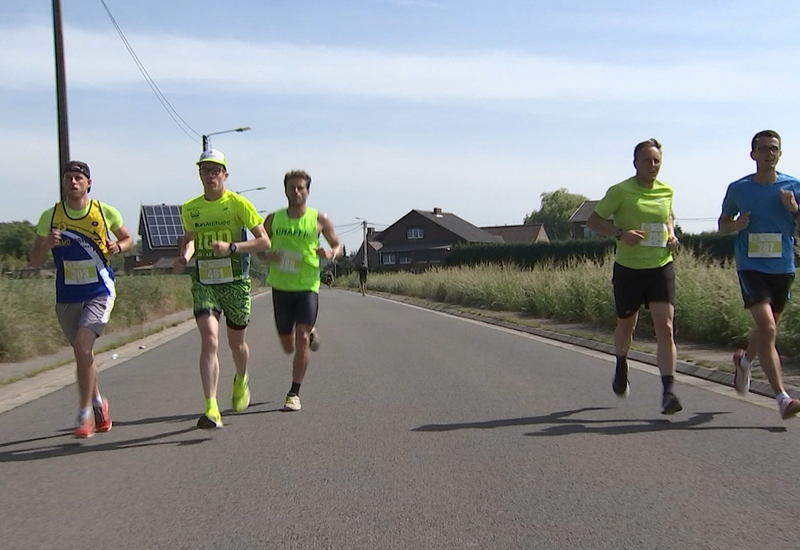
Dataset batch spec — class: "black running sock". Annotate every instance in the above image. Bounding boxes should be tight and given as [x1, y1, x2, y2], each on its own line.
[661, 375, 674, 394]
[615, 355, 628, 376]
[289, 382, 301, 396]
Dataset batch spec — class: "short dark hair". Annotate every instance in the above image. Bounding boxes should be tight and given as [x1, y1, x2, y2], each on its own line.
[633, 139, 662, 161]
[752, 130, 781, 151]
[284, 170, 311, 191]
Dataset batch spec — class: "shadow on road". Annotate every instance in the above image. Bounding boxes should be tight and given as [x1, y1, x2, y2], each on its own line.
[0, 426, 208, 463]
[412, 407, 788, 436]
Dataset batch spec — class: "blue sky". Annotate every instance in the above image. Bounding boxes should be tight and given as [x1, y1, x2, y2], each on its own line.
[3, 0, 800, 252]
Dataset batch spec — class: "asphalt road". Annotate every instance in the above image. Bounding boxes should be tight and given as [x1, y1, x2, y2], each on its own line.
[1, 289, 798, 549]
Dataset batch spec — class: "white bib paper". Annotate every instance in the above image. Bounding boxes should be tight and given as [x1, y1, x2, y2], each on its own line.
[63, 259, 99, 285]
[198, 258, 234, 284]
[276, 250, 303, 274]
[748, 233, 782, 258]
[640, 223, 668, 248]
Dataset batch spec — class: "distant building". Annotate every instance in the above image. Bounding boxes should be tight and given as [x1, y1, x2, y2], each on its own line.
[569, 200, 604, 239]
[481, 224, 549, 243]
[355, 207, 502, 271]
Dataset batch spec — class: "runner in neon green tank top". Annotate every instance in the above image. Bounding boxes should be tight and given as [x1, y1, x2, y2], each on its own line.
[173, 149, 270, 429]
[262, 170, 342, 412]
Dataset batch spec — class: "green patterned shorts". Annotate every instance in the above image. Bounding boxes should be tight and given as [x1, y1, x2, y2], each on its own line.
[191, 278, 251, 329]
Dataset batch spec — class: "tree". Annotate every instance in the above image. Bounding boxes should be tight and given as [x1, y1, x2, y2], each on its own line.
[524, 188, 588, 240]
[0, 221, 36, 260]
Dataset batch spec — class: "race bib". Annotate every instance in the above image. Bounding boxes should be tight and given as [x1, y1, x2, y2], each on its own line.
[276, 250, 303, 274]
[748, 233, 782, 258]
[198, 258, 234, 284]
[640, 223, 668, 248]
[63, 260, 99, 285]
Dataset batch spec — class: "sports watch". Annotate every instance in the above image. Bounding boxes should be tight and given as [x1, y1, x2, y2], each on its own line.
[614, 228, 624, 240]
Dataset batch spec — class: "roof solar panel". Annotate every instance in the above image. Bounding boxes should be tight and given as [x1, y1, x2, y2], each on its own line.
[142, 204, 184, 249]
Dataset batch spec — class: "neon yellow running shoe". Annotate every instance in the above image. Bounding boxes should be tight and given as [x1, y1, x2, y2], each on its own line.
[197, 410, 222, 429]
[232, 373, 251, 412]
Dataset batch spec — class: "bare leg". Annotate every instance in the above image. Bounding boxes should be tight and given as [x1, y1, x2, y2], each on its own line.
[649, 302, 676, 377]
[73, 327, 98, 410]
[749, 303, 787, 395]
[196, 314, 220, 400]
[227, 325, 249, 378]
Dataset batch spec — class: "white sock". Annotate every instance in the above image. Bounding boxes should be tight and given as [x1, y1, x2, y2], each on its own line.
[740, 355, 752, 369]
[77, 407, 92, 423]
[776, 391, 791, 404]
[92, 395, 103, 408]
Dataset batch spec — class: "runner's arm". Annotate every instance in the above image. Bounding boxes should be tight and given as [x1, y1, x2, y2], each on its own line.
[29, 235, 55, 269]
[718, 212, 749, 233]
[317, 212, 342, 260]
[108, 224, 133, 255]
[173, 231, 195, 273]
[211, 224, 270, 256]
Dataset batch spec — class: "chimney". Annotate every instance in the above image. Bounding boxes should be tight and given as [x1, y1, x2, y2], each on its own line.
[367, 227, 376, 239]
[433, 207, 443, 217]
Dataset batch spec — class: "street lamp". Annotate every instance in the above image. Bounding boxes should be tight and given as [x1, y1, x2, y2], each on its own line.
[234, 186, 266, 194]
[202, 126, 251, 152]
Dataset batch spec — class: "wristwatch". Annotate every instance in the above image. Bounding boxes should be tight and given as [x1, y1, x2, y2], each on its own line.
[614, 228, 624, 240]
[229, 242, 238, 255]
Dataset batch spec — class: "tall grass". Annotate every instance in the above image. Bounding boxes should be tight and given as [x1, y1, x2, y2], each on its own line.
[335, 252, 800, 362]
[0, 275, 192, 363]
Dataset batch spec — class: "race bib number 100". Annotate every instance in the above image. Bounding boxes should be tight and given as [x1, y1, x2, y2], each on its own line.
[63, 259, 99, 285]
[748, 233, 782, 258]
[198, 258, 234, 284]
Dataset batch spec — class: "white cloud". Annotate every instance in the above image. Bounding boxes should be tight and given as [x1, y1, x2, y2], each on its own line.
[0, 23, 783, 103]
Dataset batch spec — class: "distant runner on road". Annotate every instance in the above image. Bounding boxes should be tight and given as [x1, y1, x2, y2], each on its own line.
[261, 170, 342, 412]
[29, 160, 133, 438]
[173, 149, 269, 429]
[718, 129, 800, 420]
[587, 139, 682, 415]
[358, 263, 368, 296]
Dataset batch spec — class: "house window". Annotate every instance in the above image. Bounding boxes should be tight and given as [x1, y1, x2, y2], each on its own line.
[382, 253, 396, 265]
[399, 255, 411, 264]
[407, 227, 424, 239]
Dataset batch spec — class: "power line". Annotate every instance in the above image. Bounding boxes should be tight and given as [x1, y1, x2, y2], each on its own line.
[99, 0, 200, 144]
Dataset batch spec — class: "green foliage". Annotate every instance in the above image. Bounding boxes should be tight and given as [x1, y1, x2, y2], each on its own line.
[0, 221, 36, 260]
[523, 188, 588, 240]
[0, 274, 191, 362]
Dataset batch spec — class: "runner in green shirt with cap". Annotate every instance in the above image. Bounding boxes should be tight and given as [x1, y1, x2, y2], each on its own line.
[174, 148, 270, 429]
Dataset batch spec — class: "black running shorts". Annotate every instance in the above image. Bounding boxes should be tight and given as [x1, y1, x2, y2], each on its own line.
[272, 289, 319, 335]
[612, 262, 675, 319]
[738, 270, 794, 312]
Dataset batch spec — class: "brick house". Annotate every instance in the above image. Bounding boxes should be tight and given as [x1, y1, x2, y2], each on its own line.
[356, 207, 502, 271]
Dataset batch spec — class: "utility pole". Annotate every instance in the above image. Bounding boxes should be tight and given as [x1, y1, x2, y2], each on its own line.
[362, 220, 368, 268]
[52, 0, 70, 200]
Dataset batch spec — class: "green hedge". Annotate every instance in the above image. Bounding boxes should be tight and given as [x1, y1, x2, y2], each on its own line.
[448, 232, 739, 268]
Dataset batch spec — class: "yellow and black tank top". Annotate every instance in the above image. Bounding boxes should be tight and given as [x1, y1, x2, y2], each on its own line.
[50, 200, 115, 303]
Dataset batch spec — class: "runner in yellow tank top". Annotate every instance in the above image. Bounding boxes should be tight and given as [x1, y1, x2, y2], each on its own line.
[261, 170, 342, 412]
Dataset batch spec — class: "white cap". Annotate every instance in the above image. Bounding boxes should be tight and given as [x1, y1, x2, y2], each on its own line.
[196, 148, 227, 170]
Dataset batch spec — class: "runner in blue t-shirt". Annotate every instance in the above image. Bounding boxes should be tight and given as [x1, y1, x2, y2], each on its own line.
[718, 130, 800, 419]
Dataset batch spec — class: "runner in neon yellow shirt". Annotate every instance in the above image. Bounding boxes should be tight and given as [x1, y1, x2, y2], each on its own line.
[588, 139, 682, 415]
[173, 149, 270, 429]
[261, 169, 342, 412]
